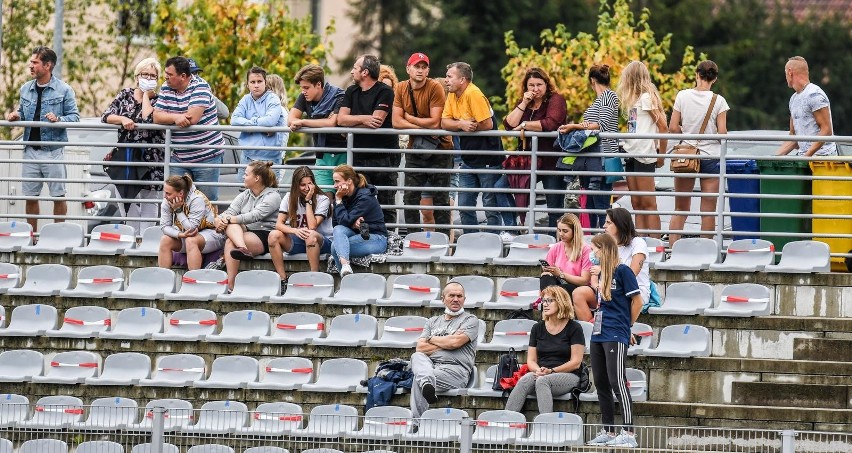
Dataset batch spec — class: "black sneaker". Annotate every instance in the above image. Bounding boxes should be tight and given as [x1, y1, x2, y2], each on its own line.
[280, 278, 288, 295]
[422, 382, 437, 404]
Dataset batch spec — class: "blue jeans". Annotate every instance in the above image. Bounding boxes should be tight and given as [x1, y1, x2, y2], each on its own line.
[330, 225, 388, 268]
[582, 177, 612, 230]
[494, 175, 516, 228]
[170, 154, 223, 201]
[541, 173, 566, 229]
[457, 162, 500, 228]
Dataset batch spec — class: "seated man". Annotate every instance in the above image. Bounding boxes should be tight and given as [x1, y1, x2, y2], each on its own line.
[410, 282, 479, 420]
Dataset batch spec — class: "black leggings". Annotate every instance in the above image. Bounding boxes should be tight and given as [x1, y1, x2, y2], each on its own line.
[590, 341, 633, 432]
[540, 273, 579, 296]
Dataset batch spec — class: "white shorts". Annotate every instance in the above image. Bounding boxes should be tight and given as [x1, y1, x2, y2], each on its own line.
[179, 229, 225, 254]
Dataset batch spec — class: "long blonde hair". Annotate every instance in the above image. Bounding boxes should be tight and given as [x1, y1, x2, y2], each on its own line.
[266, 74, 289, 106]
[592, 233, 619, 302]
[557, 213, 585, 262]
[616, 61, 664, 122]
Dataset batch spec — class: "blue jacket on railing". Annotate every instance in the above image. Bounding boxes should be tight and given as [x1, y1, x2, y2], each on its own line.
[17, 76, 80, 150]
[230, 90, 287, 158]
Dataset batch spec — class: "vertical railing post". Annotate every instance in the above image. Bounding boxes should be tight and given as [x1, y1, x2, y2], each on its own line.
[780, 429, 797, 453]
[528, 136, 539, 234]
[459, 416, 474, 453]
[346, 133, 354, 166]
[150, 406, 166, 453]
[714, 138, 728, 261]
[163, 128, 172, 179]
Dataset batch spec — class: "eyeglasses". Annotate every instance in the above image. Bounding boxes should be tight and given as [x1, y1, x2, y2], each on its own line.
[138, 73, 158, 80]
[541, 298, 555, 306]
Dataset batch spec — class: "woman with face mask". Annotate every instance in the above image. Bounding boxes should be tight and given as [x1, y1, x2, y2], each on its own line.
[101, 57, 166, 234]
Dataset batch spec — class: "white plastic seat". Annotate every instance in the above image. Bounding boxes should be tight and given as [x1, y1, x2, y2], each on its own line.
[704, 283, 772, 317]
[402, 407, 468, 442]
[76, 441, 124, 453]
[112, 267, 176, 300]
[478, 319, 537, 351]
[248, 357, 314, 391]
[492, 233, 556, 265]
[578, 320, 593, 354]
[72, 223, 136, 255]
[269, 271, 334, 304]
[579, 368, 648, 403]
[643, 324, 711, 357]
[235, 402, 303, 435]
[243, 448, 290, 453]
[194, 356, 259, 389]
[516, 412, 584, 446]
[0, 350, 44, 382]
[290, 404, 358, 438]
[653, 238, 718, 271]
[123, 226, 163, 256]
[153, 308, 218, 341]
[385, 231, 450, 262]
[0, 394, 29, 427]
[366, 316, 428, 348]
[258, 312, 325, 345]
[765, 240, 831, 273]
[20, 222, 84, 254]
[60, 265, 125, 298]
[376, 274, 440, 307]
[20, 439, 68, 453]
[322, 273, 386, 306]
[428, 275, 493, 308]
[484, 277, 540, 310]
[139, 354, 206, 387]
[647, 282, 713, 315]
[20, 396, 84, 428]
[126, 399, 193, 432]
[300, 359, 367, 392]
[187, 445, 234, 453]
[301, 450, 342, 453]
[0, 263, 21, 294]
[85, 352, 150, 386]
[312, 314, 377, 346]
[205, 309, 270, 343]
[710, 239, 775, 272]
[471, 410, 527, 444]
[437, 370, 477, 397]
[183, 400, 249, 434]
[32, 351, 100, 384]
[45, 305, 112, 338]
[642, 237, 666, 267]
[344, 406, 412, 440]
[439, 232, 503, 264]
[165, 269, 228, 301]
[466, 365, 503, 397]
[0, 220, 33, 251]
[6, 264, 71, 297]
[99, 307, 164, 340]
[628, 322, 655, 356]
[0, 438, 10, 453]
[131, 444, 179, 453]
[217, 270, 280, 302]
[73, 397, 138, 430]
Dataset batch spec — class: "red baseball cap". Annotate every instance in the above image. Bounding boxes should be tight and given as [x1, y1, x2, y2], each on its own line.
[407, 52, 430, 67]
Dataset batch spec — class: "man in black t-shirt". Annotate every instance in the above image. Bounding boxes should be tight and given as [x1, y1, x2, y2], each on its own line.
[337, 54, 399, 225]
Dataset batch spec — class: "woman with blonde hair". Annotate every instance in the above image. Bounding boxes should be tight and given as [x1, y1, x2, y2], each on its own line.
[615, 61, 668, 238]
[540, 213, 591, 295]
[266, 73, 291, 177]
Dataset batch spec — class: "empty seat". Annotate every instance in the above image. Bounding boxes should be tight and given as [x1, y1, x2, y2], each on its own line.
[194, 356, 259, 389]
[439, 232, 503, 264]
[76, 441, 123, 453]
[45, 305, 112, 338]
[492, 233, 556, 265]
[0, 306, 3, 328]
[466, 365, 503, 398]
[153, 308, 218, 341]
[217, 270, 280, 302]
[321, 273, 386, 306]
[19, 395, 84, 428]
[344, 406, 412, 440]
[183, 400, 249, 434]
[123, 226, 163, 256]
[186, 445, 234, 453]
[484, 277, 540, 310]
[164, 269, 228, 301]
[131, 444, 179, 453]
[376, 274, 441, 307]
[32, 351, 100, 384]
[642, 237, 666, 267]
[258, 312, 325, 345]
[765, 240, 831, 273]
[59, 265, 125, 298]
[243, 448, 289, 453]
[312, 314, 377, 346]
[0, 220, 33, 251]
[20, 222, 84, 254]
[6, 264, 71, 297]
[653, 238, 718, 271]
[478, 319, 537, 351]
[300, 358, 367, 392]
[72, 224, 136, 255]
[0, 438, 10, 453]
[112, 267, 176, 300]
[73, 397, 138, 430]
[704, 283, 772, 317]
[248, 357, 314, 391]
[139, 354, 206, 387]
[269, 272, 334, 304]
[471, 410, 526, 444]
[516, 412, 584, 446]
[206, 310, 270, 343]
[85, 352, 150, 386]
[428, 275, 494, 309]
[366, 316, 427, 348]
[0, 263, 21, 294]
[578, 320, 593, 354]
[0, 394, 29, 427]
[20, 439, 68, 453]
[99, 307, 164, 340]
[403, 407, 468, 442]
[710, 239, 775, 272]
[643, 324, 711, 357]
[236, 402, 303, 435]
[386, 231, 450, 262]
[0, 349, 44, 382]
[647, 282, 713, 315]
[126, 399, 193, 432]
[290, 404, 358, 438]
[628, 322, 655, 356]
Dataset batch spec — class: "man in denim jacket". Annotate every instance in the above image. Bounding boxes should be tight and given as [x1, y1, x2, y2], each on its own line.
[5, 46, 80, 230]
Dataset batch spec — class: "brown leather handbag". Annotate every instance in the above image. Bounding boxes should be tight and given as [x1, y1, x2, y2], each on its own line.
[670, 93, 717, 173]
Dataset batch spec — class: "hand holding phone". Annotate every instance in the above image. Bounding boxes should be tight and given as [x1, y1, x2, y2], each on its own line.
[538, 259, 549, 267]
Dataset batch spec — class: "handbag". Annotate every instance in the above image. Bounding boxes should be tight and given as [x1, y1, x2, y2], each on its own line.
[670, 93, 718, 173]
[604, 156, 625, 184]
[407, 82, 440, 150]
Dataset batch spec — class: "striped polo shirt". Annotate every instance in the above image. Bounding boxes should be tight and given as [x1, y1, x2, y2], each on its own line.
[154, 75, 224, 162]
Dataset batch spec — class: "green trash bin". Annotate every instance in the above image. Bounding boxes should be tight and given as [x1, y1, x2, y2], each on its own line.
[757, 160, 811, 257]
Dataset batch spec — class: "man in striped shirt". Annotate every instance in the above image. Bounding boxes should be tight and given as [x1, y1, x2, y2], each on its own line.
[154, 56, 225, 201]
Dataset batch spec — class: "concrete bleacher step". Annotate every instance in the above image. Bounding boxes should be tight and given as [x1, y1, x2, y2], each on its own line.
[635, 401, 852, 430]
[732, 382, 852, 410]
[793, 337, 852, 362]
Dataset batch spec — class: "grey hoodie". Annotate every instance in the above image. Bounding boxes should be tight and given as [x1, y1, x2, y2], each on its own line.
[222, 186, 282, 231]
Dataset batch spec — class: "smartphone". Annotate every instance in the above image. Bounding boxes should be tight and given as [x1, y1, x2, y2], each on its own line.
[538, 259, 549, 267]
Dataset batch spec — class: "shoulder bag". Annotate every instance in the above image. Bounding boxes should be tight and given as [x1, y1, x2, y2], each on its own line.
[407, 82, 441, 150]
[670, 93, 718, 173]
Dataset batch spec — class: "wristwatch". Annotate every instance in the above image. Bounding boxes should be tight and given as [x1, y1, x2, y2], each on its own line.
[520, 121, 527, 130]
[305, 199, 313, 206]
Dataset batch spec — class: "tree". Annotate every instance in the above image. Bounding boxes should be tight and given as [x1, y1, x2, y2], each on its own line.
[343, 0, 433, 71]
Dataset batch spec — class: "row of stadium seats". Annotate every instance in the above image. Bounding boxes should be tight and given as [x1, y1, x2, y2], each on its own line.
[2, 438, 358, 453]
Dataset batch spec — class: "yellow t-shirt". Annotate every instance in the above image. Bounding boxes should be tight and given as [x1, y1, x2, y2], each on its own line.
[443, 83, 492, 123]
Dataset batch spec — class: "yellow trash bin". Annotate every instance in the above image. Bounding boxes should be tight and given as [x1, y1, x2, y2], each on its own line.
[809, 161, 852, 272]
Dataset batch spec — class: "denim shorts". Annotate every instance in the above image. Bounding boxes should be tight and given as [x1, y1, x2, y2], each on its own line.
[288, 234, 332, 255]
[699, 158, 721, 174]
[23, 146, 67, 196]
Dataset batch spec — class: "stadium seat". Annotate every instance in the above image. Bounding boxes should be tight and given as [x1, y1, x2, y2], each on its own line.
[344, 406, 412, 440]
[153, 308, 218, 341]
[123, 226, 163, 257]
[73, 224, 136, 255]
[628, 322, 655, 356]
[643, 324, 711, 357]
[386, 231, 450, 262]
[59, 265, 125, 298]
[492, 233, 555, 265]
[6, 264, 71, 297]
[301, 450, 342, 453]
[478, 319, 537, 351]
[76, 441, 124, 453]
[194, 356, 259, 389]
[0, 438, 10, 453]
[0, 306, 3, 328]
[439, 232, 503, 264]
[165, 269, 229, 301]
[139, 354, 206, 387]
[437, 370, 477, 397]
[402, 407, 468, 442]
[366, 315, 428, 348]
[186, 445, 234, 453]
[579, 367, 648, 403]
[111, 267, 176, 300]
[515, 412, 584, 446]
[0, 350, 44, 382]
[85, 352, 150, 386]
[704, 283, 772, 317]
[131, 444, 179, 453]
[300, 359, 367, 392]
[32, 351, 100, 384]
[20, 222, 83, 254]
[764, 240, 831, 273]
[577, 320, 593, 354]
[20, 439, 68, 453]
[73, 397, 138, 430]
[471, 410, 527, 444]
[376, 273, 441, 307]
[243, 448, 289, 453]
[710, 239, 775, 272]
[642, 237, 666, 268]
[484, 277, 540, 310]
[0, 263, 21, 294]
[99, 307, 164, 340]
[0, 220, 33, 252]
[653, 238, 718, 271]
[258, 312, 325, 345]
[183, 400, 249, 434]
[0, 394, 29, 427]
[19, 396, 84, 429]
[45, 305, 112, 338]
[217, 270, 280, 302]
[126, 399, 193, 432]
[205, 309, 270, 343]
[428, 275, 494, 308]
[235, 402, 303, 435]
[466, 365, 502, 398]
[290, 404, 358, 438]
[269, 271, 334, 304]
[312, 314, 377, 346]
[648, 282, 713, 315]
[248, 357, 314, 391]
[322, 273, 386, 306]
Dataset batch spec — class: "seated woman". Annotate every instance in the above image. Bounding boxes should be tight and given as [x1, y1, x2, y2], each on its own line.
[158, 174, 224, 270]
[505, 285, 586, 414]
[540, 213, 592, 295]
[268, 166, 333, 291]
[215, 161, 282, 290]
[330, 164, 388, 277]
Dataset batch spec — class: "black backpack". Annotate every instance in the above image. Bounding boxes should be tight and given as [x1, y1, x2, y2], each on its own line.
[492, 348, 520, 392]
[569, 362, 593, 412]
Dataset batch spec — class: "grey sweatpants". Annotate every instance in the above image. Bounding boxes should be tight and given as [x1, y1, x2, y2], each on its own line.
[410, 352, 471, 419]
[504, 371, 580, 414]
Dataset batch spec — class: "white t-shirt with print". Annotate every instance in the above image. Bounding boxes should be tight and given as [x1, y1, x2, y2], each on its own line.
[279, 192, 333, 238]
[789, 83, 837, 156]
[672, 89, 731, 156]
[622, 92, 660, 163]
[618, 237, 650, 303]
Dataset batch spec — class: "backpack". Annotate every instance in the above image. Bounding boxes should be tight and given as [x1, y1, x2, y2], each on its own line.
[569, 361, 593, 413]
[492, 348, 520, 392]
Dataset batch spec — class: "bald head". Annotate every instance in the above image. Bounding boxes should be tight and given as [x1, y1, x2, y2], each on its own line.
[786, 56, 809, 75]
[785, 56, 811, 91]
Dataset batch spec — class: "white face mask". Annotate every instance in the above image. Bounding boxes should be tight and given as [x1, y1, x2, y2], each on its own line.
[138, 78, 158, 92]
[445, 307, 465, 316]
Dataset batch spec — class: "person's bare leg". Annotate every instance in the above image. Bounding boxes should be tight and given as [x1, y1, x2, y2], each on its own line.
[699, 178, 720, 239]
[224, 238, 239, 289]
[53, 200, 67, 222]
[572, 286, 598, 322]
[628, 175, 661, 238]
[268, 230, 293, 280]
[420, 197, 435, 232]
[158, 236, 181, 268]
[306, 231, 322, 272]
[669, 176, 696, 244]
[225, 224, 248, 248]
[184, 235, 207, 270]
[25, 200, 40, 231]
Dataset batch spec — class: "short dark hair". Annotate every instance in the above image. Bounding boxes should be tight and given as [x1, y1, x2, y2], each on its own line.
[606, 207, 638, 246]
[247, 66, 268, 81]
[447, 62, 473, 81]
[165, 56, 192, 77]
[361, 55, 380, 80]
[31, 46, 57, 71]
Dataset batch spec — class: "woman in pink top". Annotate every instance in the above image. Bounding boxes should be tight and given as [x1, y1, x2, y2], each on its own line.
[540, 213, 592, 296]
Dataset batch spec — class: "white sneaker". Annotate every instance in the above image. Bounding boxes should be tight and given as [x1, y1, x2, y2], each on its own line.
[605, 429, 638, 448]
[340, 263, 353, 277]
[499, 231, 516, 243]
[587, 429, 616, 445]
